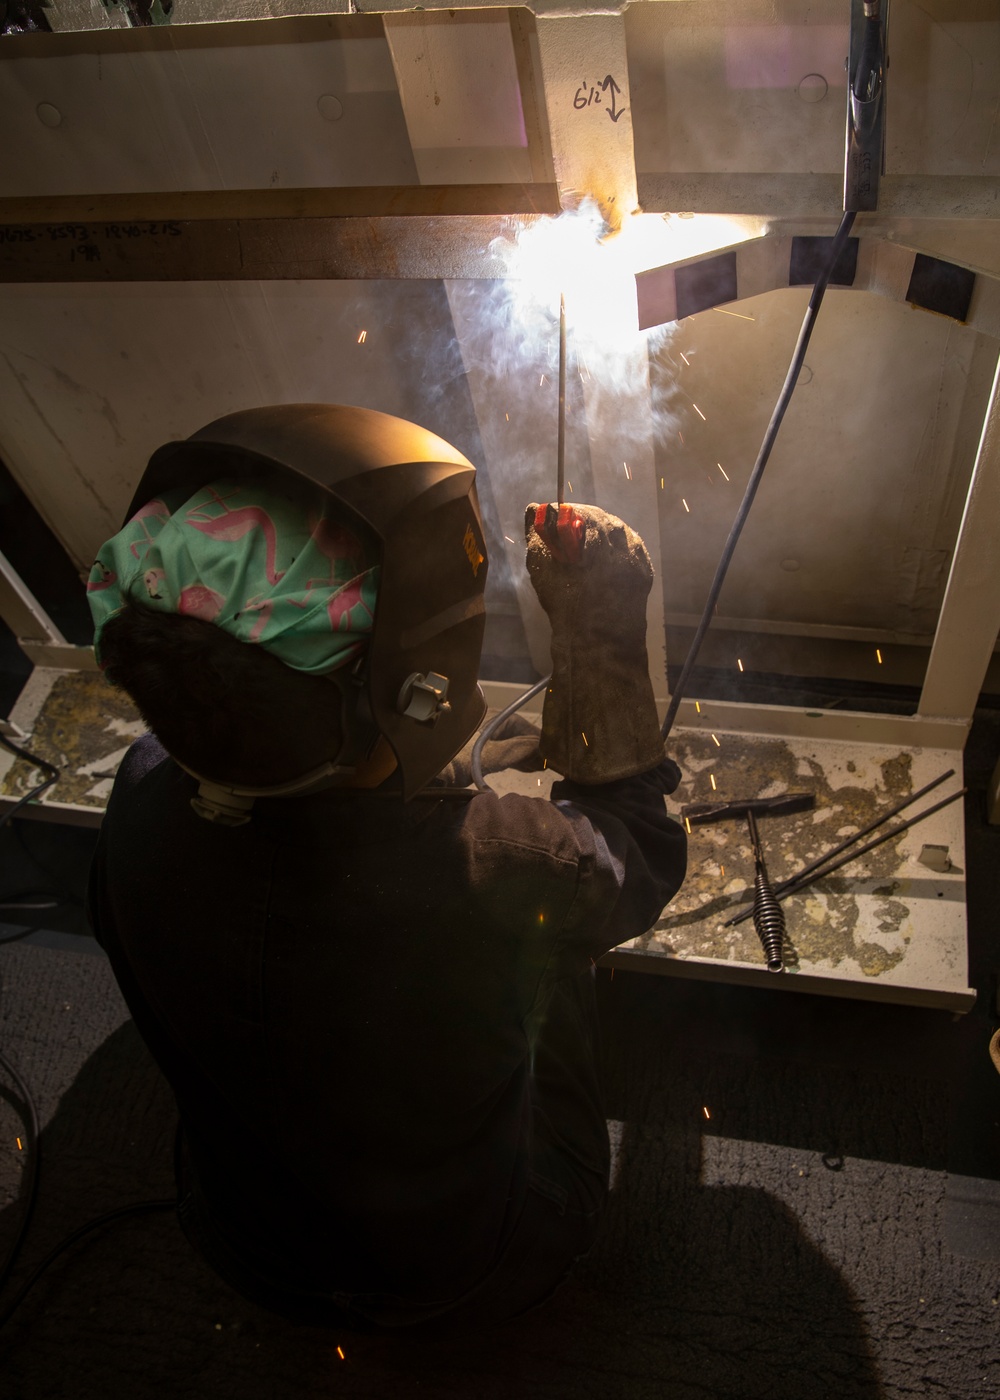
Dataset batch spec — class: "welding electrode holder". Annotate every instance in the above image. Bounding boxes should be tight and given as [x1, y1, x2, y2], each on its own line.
[525, 502, 666, 784]
[844, 0, 888, 212]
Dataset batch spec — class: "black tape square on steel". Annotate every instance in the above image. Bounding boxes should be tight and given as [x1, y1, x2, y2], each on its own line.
[674, 251, 738, 320]
[905, 254, 976, 323]
[789, 236, 859, 288]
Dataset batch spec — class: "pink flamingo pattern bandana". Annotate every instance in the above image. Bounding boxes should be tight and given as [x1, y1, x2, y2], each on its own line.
[87, 478, 380, 675]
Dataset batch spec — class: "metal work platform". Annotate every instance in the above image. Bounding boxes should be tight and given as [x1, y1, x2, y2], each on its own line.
[485, 684, 974, 1014]
[0, 667, 976, 1013]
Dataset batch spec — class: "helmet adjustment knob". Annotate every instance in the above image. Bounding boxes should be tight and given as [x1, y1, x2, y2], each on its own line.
[397, 672, 451, 724]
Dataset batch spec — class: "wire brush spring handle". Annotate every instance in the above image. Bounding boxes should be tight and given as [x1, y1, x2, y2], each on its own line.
[747, 810, 785, 973]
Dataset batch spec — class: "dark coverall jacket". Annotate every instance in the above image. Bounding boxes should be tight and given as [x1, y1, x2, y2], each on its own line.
[87, 731, 686, 1329]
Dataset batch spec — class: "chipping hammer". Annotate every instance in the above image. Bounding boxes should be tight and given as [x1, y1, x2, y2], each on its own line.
[680, 793, 816, 973]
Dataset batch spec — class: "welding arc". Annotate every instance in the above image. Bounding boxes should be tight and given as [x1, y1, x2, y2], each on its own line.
[557, 294, 567, 506]
[660, 208, 857, 740]
[724, 784, 966, 928]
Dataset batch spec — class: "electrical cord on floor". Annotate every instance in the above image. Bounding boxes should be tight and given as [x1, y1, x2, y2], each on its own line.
[0, 967, 175, 1336]
[0, 1197, 177, 1333]
[659, 208, 858, 741]
[0, 1046, 41, 1317]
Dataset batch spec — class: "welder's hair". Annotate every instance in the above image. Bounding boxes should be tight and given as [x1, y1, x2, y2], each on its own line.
[98, 594, 343, 786]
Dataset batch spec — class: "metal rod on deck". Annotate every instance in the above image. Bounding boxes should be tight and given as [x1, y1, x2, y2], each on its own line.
[557, 293, 566, 505]
[724, 784, 966, 928]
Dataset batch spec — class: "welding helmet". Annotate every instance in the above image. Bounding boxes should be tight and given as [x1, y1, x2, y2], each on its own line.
[127, 404, 488, 809]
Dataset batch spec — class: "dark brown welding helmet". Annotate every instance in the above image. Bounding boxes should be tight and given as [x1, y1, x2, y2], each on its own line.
[129, 403, 488, 803]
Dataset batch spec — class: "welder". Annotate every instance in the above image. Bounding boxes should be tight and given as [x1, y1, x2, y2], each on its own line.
[85, 403, 686, 1332]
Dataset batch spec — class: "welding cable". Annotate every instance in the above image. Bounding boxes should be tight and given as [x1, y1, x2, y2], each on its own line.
[0, 1198, 177, 1333]
[470, 676, 549, 793]
[0, 982, 173, 1337]
[0, 1046, 41, 1315]
[660, 208, 858, 741]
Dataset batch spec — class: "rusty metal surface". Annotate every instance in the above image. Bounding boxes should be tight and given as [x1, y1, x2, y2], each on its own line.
[0, 212, 550, 283]
[1, 670, 143, 810]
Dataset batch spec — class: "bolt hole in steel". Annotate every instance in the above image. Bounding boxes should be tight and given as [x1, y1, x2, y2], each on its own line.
[36, 102, 61, 127]
[797, 73, 829, 103]
[316, 94, 344, 122]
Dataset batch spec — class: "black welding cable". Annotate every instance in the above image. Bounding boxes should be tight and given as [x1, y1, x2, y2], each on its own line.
[0, 1047, 41, 1308]
[659, 209, 858, 741]
[471, 676, 549, 793]
[0, 1198, 177, 1332]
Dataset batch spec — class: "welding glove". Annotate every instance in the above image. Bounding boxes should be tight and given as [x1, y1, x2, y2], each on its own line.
[525, 502, 666, 784]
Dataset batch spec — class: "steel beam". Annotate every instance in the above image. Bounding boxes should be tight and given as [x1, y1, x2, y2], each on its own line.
[535, 13, 637, 226]
[0, 548, 65, 646]
[638, 173, 1000, 223]
[918, 345, 1000, 732]
[0, 211, 548, 283]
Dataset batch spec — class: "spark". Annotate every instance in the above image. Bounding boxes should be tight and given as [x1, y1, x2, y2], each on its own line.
[623, 461, 632, 480]
[717, 463, 730, 481]
[680, 352, 690, 366]
[337, 1346, 345, 1360]
[610, 967, 615, 981]
[357, 329, 367, 344]
[711, 734, 720, 746]
[678, 432, 685, 446]
[710, 773, 717, 790]
[505, 412, 509, 421]
[568, 480, 574, 493]
[702, 1106, 711, 1120]
[581, 731, 589, 747]
[540, 374, 547, 386]
[720, 864, 725, 876]
[876, 648, 883, 664]
[684, 817, 692, 834]
[682, 499, 690, 512]
[692, 403, 706, 421]
[504, 535, 515, 544]
[16, 1137, 22, 1150]
[695, 700, 701, 713]
[660, 477, 664, 489]
[737, 658, 744, 672]
[542, 758, 548, 769]
[538, 778, 541, 786]
[713, 307, 755, 321]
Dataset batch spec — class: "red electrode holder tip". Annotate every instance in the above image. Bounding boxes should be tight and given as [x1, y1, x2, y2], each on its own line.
[533, 504, 586, 564]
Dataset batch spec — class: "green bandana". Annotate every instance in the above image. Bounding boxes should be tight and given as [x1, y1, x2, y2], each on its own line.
[88, 478, 380, 675]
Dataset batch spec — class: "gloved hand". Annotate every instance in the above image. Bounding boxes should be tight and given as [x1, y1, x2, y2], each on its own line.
[525, 502, 666, 783]
[437, 712, 542, 788]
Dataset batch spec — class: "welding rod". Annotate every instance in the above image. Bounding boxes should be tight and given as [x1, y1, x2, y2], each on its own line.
[723, 784, 966, 927]
[728, 767, 955, 917]
[557, 293, 567, 506]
